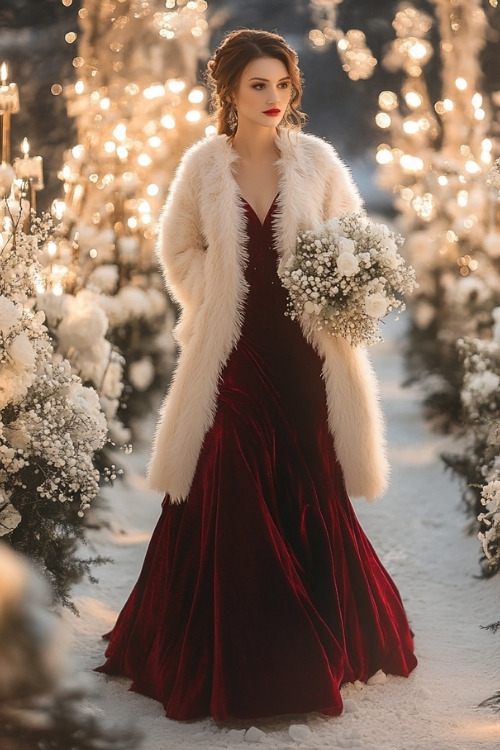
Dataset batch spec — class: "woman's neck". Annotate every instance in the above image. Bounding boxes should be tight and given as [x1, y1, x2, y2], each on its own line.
[231, 124, 279, 162]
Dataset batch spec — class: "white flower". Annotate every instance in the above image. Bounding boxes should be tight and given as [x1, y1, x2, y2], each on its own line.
[87, 264, 120, 294]
[116, 286, 151, 321]
[58, 291, 109, 353]
[0, 491, 22, 536]
[9, 332, 36, 371]
[129, 357, 155, 392]
[0, 295, 19, 334]
[380, 249, 402, 269]
[337, 252, 359, 277]
[337, 237, 355, 255]
[37, 292, 69, 329]
[365, 292, 389, 319]
[101, 359, 124, 400]
[467, 371, 500, 400]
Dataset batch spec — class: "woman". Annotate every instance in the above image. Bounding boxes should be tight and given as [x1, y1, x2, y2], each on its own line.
[97, 29, 417, 721]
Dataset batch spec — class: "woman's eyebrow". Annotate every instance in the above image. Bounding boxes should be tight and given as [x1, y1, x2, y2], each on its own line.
[248, 76, 291, 82]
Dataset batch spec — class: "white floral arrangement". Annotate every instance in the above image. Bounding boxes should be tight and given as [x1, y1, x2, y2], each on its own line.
[279, 212, 417, 346]
[455, 323, 500, 572]
[0, 214, 109, 540]
[478, 474, 500, 566]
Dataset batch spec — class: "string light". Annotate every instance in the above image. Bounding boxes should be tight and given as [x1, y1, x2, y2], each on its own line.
[53, 0, 210, 280]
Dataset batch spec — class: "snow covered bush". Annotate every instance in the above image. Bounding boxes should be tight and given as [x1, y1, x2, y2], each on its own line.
[0, 208, 111, 606]
[443, 319, 500, 575]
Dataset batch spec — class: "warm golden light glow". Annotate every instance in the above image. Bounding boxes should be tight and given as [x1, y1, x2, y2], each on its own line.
[1, 61, 8, 84]
[400, 154, 424, 172]
[405, 90, 422, 108]
[113, 123, 127, 141]
[144, 84, 165, 100]
[375, 112, 392, 129]
[161, 114, 176, 129]
[408, 40, 429, 61]
[188, 88, 205, 104]
[378, 90, 398, 111]
[21, 137, 30, 156]
[167, 79, 186, 94]
[465, 160, 480, 174]
[455, 77, 467, 91]
[403, 119, 419, 135]
[186, 110, 202, 123]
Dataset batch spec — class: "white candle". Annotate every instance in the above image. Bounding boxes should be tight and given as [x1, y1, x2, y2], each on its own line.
[13, 138, 44, 188]
[0, 62, 19, 114]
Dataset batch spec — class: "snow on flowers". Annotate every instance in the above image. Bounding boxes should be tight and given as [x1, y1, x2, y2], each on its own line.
[0, 220, 108, 529]
[279, 212, 417, 346]
[0, 208, 112, 604]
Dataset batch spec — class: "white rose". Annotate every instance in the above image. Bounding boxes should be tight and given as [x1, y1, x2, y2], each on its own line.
[337, 237, 355, 255]
[337, 252, 359, 277]
[365, 292, 389, 319]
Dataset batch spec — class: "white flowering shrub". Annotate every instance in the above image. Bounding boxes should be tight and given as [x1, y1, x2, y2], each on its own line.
[0, 209, 111, 606]
[279, 212, 417, 346]
[479, 476, 500, 572]
[37, 266, 176, 437]
[443, 323, 500, 575]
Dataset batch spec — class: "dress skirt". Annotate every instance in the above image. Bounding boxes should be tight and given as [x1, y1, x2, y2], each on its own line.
[96, 198, 417, 720]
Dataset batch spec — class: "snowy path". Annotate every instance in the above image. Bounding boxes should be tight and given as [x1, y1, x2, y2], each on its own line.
[65, 325, 500, 749]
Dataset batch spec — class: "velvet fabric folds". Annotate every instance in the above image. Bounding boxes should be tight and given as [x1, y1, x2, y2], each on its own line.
[96, 199, 417, 721]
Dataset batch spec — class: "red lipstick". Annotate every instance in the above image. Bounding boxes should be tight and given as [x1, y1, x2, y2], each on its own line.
[263, 108, 281, 116]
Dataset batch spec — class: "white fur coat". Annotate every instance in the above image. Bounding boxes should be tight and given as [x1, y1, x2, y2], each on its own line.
[148, 131, 389, 503]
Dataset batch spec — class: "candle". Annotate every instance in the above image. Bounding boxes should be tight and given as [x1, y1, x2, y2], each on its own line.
[13, 138, 44, 188]
[0, 62, 19, 165]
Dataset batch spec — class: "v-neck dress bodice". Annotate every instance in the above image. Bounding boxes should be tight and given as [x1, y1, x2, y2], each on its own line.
[97, 198, 417, 721]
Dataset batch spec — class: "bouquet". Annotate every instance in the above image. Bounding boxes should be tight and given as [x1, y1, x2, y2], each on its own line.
[279, 212, 417, 346]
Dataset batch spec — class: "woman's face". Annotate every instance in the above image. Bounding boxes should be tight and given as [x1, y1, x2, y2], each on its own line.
[233, 56, 292, 131]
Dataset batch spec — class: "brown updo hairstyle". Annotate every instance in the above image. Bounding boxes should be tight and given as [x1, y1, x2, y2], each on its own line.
[206, 29, 306, 136]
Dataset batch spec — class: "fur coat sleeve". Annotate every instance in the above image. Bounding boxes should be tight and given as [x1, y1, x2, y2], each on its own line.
[148, 132, 389, 503]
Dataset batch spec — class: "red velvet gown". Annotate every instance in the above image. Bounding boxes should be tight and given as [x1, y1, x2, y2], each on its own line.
[97, 197, 417, 721]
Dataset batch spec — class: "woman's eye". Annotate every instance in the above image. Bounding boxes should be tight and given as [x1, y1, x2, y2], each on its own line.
[278, 82, 289, 89]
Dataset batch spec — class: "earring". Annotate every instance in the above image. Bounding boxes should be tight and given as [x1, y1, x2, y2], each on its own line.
[228, 102, 238, 133]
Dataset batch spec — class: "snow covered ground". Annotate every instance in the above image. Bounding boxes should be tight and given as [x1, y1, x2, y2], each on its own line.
[64, 322, 500, 749]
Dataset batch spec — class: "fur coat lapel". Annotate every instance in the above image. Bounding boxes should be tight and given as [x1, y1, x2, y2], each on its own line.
[148, 132, 389, 503]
